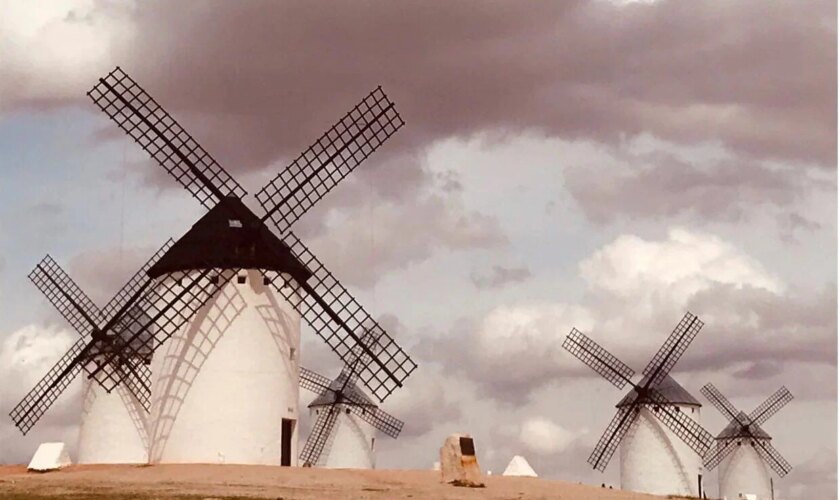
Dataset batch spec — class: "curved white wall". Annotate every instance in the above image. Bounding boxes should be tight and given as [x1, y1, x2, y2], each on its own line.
[311, 406, 376, 469]
[77, 377, 148, 464]
[148, 269, 300, 465]
[718, 441, 773, 500]
[619, 405, 703, 496]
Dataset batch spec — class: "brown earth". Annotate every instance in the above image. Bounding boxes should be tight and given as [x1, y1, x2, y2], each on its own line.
[0, 464, 694, 499]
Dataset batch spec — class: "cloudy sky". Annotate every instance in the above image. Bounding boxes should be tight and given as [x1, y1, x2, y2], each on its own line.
[0, 1, 835, 498]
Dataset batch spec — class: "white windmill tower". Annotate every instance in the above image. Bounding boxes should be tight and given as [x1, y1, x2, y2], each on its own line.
[299, 366, 404, 468]
[701, 384, 793, 500]
[563, 312, 714, 497]
[77, 67, 417, 465]
[9, 244, 172, 463]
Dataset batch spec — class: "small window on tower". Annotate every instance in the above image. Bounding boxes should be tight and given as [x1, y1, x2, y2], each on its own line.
[289, 347, 296, 360]
[229, 219, 243, 228]
[237, 274, 246, 284]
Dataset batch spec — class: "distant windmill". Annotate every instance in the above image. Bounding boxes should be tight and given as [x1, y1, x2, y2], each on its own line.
[563, 312, 713, 497]
[77, 67, 417, 465]
[9, 242, 172, 464]
[299, 366, 403, 468]
[701, 383, 793, 500]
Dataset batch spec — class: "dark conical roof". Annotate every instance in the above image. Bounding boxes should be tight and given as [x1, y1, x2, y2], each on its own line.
[148, 197, 310, 280]
[616, 374, 702, 408]
[308, 371, 377, 409]
[716, 413, 772, 441]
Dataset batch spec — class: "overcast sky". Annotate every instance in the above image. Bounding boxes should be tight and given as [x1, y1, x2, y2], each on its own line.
[0, 1, 836, 499]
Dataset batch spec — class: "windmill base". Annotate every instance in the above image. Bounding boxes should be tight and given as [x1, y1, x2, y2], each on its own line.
[718, 443, 773, 500]
[77, 377, 148, 464]
[619, 406, 702, 497]
[147, 269, 301, 465]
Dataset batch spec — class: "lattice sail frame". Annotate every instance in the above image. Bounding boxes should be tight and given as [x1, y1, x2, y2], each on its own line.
[29, 255, 103, 333]
[700, 383, 743, 423]
[271, 234, 418, 402]
[704, 434, 792, 476]
[88, 67, 247, 209]
[563, 328, 635, 390]
[588, 404, 638, 471]
[300, 367, 333, 394]
[754, 439, 793, 476]
[700, 383, 794, 476]
[10, 338, 88, 434]
[749, 387, 793, 426]
[298, 365, 404, 466]
[704, 439, 740, 470]
[644, 387, 713, 457]
[87, 268, 236, 391]
[256, 86, 404, 236]
[39, 241, 174, 392]
[300, 406, 340, 466]
[642, 312, 704, 388]
[300, 367, 404, 437]
[11, 244, 173, 433]
[88, 67, 417, 405]
[101, 240, 175, 321]
[563, 312, 712, 472]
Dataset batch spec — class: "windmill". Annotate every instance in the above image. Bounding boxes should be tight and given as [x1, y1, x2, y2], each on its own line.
[8, 241, 174, 463]
[299, 366, 403, 468]
[701, 384, 793, 500]
[82, 67, 417, 465]
[297, 329, 404, 469]
[562, 312, 714, 497]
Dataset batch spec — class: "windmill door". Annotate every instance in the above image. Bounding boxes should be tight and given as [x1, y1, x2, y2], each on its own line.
[281, 419, 295, 466]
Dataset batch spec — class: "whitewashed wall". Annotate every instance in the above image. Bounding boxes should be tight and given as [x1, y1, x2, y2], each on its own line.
[77, 378, 148, 464]
[148, 269, 300, 465]
[619, 405, 703, 496]
[718, 442, 773, 500]
[313, 407, 376, 469]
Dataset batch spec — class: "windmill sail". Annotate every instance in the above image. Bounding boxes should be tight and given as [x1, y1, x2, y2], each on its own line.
[563, 312, 713, 474]
[299, 365, 404, 466]
[86, 67, 417, 405]
[700, 383, 794, 477]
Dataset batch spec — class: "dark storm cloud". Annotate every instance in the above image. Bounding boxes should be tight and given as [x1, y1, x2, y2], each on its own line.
[3, 0, 832, 245]
[7, 0, 835, 170]
[563, 151, 821, 224]
[419, 282, 837, 406]
[681, 283, 838, 372]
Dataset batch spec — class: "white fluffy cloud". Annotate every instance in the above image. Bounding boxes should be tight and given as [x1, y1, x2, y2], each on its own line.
[0, 324, 76, 393]
[580, 227, 783, 301]
[425, 226, 832, 401]
[0, 0, 135, 109]
[429, 303, 593, 402]
[519, 417, 578, 455]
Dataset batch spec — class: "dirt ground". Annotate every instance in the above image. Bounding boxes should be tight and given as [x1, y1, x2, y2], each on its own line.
[0, 464, 677, 499]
